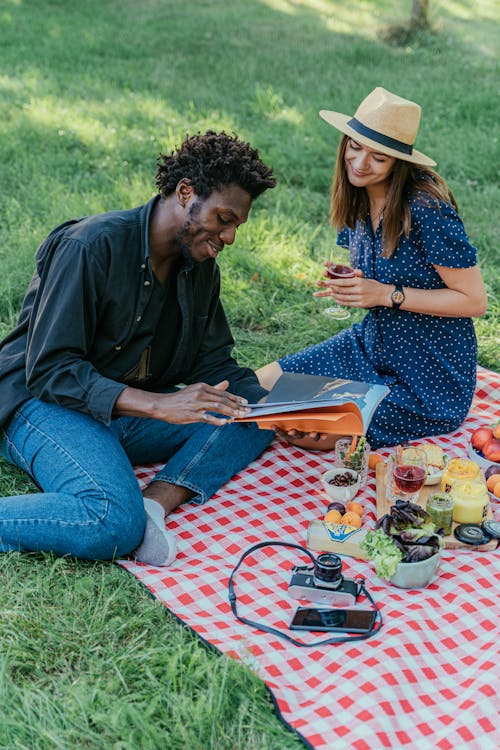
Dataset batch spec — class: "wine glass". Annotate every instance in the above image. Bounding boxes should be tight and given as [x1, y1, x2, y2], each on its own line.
[388, 448, 428, 504]
[323, 262, 355, 320]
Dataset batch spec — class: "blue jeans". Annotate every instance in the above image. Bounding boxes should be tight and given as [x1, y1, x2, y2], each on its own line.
[0, 398, 273, 560]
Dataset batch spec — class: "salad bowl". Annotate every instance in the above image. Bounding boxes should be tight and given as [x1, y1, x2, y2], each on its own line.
[389, 550, 441, 589]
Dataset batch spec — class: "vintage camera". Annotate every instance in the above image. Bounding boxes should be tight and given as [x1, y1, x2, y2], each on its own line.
[288, 553, 359, 607]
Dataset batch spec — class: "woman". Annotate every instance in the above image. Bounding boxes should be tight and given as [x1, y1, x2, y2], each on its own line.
[257, 87, 487, 449]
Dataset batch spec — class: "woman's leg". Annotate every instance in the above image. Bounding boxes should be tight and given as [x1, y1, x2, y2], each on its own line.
[256, 361, 283, 391]
[366, 383, 467, 449]
[0, 399, 145, 559]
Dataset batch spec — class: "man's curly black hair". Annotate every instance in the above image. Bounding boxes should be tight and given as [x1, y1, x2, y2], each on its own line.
[155, 130, 276, 200]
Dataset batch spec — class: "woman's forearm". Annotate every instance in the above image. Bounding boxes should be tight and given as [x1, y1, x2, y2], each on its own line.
[316, 264, 488, 319]
[381, 264, 488, 318]
[380, 282, 488, 318]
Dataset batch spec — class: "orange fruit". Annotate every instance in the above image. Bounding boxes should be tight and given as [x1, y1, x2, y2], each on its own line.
[368, 452, 384, 470]
[346, 501, 364, 517]
[340, 511, 362, 528]
[324, 509, 342, 525]
[486, 473, 500, 492]
[492, 480, 500, 499]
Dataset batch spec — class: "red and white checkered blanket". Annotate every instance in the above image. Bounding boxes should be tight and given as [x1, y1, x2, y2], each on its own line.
[119, 367, 500, 750]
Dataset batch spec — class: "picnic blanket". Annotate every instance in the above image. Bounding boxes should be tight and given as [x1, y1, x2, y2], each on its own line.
[119, 366, 500, 750]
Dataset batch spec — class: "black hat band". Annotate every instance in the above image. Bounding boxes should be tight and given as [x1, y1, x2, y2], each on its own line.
[347, 117, 413, 156]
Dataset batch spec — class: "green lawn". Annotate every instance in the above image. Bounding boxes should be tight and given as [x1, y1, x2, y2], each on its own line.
[0, 1, 498, 748]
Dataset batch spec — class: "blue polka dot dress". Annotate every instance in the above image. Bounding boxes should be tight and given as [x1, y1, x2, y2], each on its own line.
[279, 195, 479, 448]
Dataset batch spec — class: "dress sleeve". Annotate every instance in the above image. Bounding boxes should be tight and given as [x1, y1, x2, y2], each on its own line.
[418, 201, 477, 268]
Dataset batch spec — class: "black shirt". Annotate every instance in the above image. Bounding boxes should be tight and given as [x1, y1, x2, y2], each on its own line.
[0, 197, 267, 428]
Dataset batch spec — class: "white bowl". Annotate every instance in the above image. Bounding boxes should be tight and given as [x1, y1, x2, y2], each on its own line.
[389, 551, 441, 589]
[321, 468, 360, 503]
[424, 458, 447, 486]
[468, 441, 500, 474]
[424, 466, 443, 486]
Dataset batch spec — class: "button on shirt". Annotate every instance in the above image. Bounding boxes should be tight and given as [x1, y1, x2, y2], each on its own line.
[0, 197, 267, 428]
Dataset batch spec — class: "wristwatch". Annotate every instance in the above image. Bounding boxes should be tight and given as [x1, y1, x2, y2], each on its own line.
[391, 284, 405, 312]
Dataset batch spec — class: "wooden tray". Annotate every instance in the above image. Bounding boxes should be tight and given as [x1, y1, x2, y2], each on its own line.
[376, 462, 497, 552]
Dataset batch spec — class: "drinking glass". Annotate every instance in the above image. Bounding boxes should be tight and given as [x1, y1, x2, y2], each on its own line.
[323, 263, 355, 320]
[387, 448, 427, 504]
[334, 437, 371, 486]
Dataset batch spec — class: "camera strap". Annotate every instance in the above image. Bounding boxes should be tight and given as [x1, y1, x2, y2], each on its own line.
[228, 540, 383, 647]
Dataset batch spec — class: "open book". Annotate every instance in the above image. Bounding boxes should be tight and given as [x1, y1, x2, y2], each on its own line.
[236, 372, 389, 435]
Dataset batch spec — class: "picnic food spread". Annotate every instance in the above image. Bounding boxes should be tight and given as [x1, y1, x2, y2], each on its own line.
[310, 432, 498, 576]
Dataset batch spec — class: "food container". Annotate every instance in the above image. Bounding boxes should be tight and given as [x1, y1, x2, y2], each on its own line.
[335, 437, 370, 485]
[440, 458, 482, 493]
[389, 551, 441, 589]
[451, 481, 489, 524]
[467, 441, 500, 474]
[426, 493, 454, 535]
[321, 468, 360, 503]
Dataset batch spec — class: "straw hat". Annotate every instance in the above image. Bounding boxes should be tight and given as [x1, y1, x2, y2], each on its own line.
[320, 87, 436, 166]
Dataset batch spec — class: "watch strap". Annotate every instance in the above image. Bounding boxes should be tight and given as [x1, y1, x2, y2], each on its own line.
[391, 284, 405, 311]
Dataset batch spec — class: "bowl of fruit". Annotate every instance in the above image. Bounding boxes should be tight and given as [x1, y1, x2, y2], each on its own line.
[469, 422, 500, 498]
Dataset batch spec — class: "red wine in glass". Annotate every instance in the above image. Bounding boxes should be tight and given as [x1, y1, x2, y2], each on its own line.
[323, 263, 355, 319]
[393, 465, 426, 494]
[327, 263, 355, 280]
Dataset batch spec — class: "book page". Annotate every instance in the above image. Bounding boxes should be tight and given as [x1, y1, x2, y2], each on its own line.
[246, 373, 388, 430]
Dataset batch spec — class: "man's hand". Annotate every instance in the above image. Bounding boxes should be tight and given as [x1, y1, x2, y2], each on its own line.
[115, 380, 251, 425]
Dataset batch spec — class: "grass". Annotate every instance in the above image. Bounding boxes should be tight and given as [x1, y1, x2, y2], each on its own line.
[0, 0, 498, 747]
[0, 554, 297, 750]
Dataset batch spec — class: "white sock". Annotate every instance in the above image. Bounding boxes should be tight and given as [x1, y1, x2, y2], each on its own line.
[144, 497, 165, 526]
[133, 497, 177, 567]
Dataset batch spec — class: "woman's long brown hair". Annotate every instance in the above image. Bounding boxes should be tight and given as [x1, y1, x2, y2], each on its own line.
[330, 135, 458, 258]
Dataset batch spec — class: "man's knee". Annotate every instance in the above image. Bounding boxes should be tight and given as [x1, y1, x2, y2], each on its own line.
[76, 485, 146, 560]
[234, 422, 275, 453]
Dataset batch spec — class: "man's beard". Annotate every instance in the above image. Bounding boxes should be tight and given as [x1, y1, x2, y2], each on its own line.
[175, 200, 202, 264]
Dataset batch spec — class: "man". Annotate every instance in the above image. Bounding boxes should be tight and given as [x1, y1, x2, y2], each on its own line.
[0, 130, 276, 566]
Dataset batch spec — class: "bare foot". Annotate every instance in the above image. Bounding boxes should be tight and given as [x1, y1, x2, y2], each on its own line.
[143, 480, 195, 516]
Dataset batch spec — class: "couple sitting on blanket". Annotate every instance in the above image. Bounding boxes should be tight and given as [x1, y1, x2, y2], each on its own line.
[0, 88, 487, 567]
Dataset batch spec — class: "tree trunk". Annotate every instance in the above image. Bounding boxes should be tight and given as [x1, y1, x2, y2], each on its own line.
[411, 0, 429, 29]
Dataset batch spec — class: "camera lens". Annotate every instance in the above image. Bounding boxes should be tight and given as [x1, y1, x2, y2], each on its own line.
[314, 553, 343, 585]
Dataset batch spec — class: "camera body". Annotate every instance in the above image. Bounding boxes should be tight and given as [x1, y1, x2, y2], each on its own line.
[288, 553, 359, 607]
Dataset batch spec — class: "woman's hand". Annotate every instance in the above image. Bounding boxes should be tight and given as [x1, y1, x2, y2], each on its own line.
[313, 267, 386, 309]
[115, 380, 251, 425]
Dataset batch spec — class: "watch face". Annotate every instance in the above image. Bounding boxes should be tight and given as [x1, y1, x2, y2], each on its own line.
[392, 290, 404, 305]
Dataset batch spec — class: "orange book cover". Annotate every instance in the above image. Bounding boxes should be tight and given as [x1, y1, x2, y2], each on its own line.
[236, 373, 389, 435]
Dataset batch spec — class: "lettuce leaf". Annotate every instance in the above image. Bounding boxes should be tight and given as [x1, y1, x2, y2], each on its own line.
[361, 529, 403, 580]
